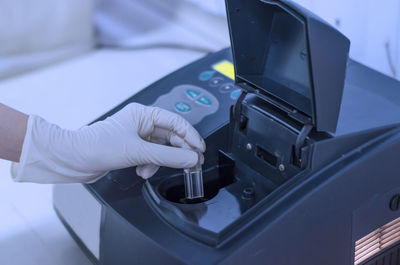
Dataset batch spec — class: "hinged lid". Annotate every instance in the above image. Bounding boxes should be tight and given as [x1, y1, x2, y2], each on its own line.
[226, 0, 350, 133]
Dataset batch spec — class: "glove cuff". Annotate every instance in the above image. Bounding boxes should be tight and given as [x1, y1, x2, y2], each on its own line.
[10, 115, 35, 182]
[11, 115, 106, 183]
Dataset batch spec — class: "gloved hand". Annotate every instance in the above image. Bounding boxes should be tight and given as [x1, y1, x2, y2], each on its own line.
[11, 103, 205, 183]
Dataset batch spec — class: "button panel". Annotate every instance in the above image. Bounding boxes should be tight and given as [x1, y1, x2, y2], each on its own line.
[198, 64, 238, 100]
[152, 84, 219, 125]
[152, 62, 238, 125]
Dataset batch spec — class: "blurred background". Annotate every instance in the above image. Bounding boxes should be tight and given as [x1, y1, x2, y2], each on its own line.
[0, 0, 398, 264]
[1, 0, 399, 81]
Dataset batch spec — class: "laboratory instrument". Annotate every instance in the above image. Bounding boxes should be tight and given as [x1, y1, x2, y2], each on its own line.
[53, 1, 400, 264]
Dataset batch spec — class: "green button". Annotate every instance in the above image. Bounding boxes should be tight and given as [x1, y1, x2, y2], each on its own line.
[175, 102, 191, 113]
[186, 89, 201, 99]
[231, 89, 241, 100]
[196, 96, 212, 106]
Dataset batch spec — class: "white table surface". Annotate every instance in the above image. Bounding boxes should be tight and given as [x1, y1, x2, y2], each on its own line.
[0, 2, 229, 264]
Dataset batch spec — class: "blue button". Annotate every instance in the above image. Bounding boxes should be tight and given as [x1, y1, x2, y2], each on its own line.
[231, 89, 241, 100]
[186, 89, 201, 100]
[199, 71, 215, 81]
[196, 96, 212, 106]
[175, 102, 191, 113]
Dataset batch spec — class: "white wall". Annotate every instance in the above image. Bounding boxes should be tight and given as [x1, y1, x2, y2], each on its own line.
[187, 0, 400, 80]
[295, 0, 400, 80]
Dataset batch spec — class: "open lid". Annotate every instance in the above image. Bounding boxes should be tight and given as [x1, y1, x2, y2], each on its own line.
[225, 0, 350, 133]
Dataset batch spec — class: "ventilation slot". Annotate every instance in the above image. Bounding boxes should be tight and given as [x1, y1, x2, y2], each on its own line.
[256, 146, 277, 167]
[354, 216, 400, 265]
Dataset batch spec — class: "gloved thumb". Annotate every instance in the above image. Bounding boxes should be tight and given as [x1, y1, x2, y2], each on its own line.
[139, 141, 199, 169]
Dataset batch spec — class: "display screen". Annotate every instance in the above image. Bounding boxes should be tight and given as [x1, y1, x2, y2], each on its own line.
[213, 60, 235, 80]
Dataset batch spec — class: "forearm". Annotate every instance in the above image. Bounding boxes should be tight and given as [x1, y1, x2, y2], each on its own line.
[0, 104, 28, 162]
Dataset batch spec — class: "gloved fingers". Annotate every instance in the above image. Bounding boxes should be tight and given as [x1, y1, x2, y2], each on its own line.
[146, 135, 166, 145]
[198, 152, 205, 165]
[136, 164, 160, 179]
[151, 127, 191, 149]
[139, 141, 199, 169]
[149, 108, 206, 152]
[135, 138, 164, 179]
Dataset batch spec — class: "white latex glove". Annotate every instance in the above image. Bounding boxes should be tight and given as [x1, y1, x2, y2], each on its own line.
[11, 103, 205, 183]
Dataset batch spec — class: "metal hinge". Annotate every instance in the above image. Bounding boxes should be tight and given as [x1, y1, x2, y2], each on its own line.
[293, 124, 313, 166]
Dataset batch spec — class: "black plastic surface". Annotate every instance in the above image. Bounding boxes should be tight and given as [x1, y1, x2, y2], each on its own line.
[66, 43, 400, 265]
[225, 0, 350, 132]
[145, 148, 277, 246]
[335, 61, 400, 136]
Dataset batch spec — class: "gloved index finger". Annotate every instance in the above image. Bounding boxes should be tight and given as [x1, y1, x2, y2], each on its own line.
[151, 127, 191, 149]
[151, 108, 206, 152]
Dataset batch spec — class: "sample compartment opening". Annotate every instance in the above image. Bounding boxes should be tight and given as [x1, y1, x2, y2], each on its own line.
[159, 159, 236, 204]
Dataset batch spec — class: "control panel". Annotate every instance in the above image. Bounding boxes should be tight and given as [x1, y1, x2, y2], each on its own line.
[152, 84, 219, 125]
[152, 59, 240, 125]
